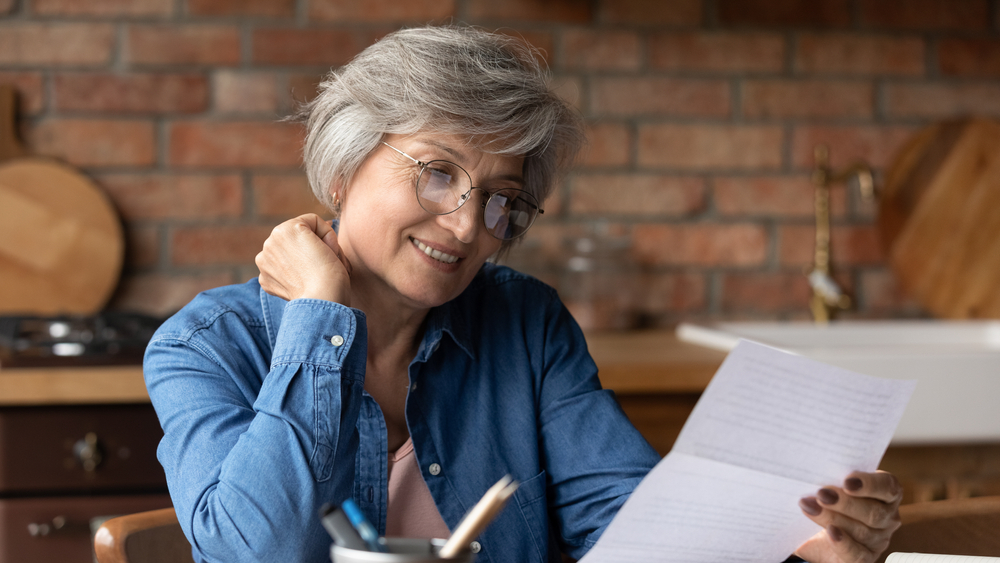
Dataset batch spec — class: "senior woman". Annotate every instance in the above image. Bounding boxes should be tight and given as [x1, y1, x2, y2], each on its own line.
[144, 25, 902, 563]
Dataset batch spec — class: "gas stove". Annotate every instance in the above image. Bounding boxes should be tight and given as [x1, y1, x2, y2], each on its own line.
[0, 313, 163, 368]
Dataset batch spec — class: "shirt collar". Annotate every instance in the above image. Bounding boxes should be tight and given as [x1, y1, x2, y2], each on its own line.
[258, 280, 478, 362]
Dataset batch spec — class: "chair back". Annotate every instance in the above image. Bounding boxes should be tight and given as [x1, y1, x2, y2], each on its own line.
[94, 507, 194, 563]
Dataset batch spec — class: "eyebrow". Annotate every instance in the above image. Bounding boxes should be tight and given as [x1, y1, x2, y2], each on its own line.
[416, 139, 526, 187]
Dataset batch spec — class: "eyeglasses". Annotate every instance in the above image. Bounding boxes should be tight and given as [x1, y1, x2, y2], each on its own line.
[381, 142, 543, 240]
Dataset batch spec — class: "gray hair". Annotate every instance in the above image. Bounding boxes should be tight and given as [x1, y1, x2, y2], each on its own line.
[298, 25, 584, 250]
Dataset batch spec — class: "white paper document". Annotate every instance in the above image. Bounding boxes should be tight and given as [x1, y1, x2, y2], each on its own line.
[580, 340, 916, 563]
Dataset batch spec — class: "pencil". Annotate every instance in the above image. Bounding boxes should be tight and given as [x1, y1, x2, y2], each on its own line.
[439, 474, 519, 558]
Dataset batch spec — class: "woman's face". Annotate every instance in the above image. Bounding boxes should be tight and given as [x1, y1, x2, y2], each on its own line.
[335, 133, 524, 311]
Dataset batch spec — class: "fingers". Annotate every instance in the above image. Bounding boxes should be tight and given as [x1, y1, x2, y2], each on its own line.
[842, 471, 904, 505]
[255, 214, 352, 303]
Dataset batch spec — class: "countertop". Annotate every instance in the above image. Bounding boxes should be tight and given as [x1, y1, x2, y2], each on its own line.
[0, 330, 727, 406]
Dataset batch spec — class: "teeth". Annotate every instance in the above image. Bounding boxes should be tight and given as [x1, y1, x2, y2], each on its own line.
[412, 238, 459, 264]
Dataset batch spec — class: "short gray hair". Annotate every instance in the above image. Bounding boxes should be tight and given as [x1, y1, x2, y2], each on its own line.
[298, 25, 584, 249]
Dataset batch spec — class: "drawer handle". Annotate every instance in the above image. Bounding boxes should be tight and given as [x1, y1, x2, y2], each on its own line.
[72, 432, 104, 472]
[27, 516, 66, 537]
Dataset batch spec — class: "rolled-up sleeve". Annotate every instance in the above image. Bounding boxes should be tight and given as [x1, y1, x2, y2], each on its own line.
[144, 298, 367, 563]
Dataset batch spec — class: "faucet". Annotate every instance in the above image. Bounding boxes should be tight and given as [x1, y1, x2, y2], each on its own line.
[809, 145, 875, 324]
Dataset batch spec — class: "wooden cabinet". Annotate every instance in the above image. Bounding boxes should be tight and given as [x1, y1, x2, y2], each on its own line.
[588, 330, 1000, 505]
[0, 369, 169, 563]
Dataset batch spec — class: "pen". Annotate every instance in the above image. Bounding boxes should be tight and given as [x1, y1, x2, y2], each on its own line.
[439, 474, 519, 558]
[340, 499, 388, 553]
[318, 503, 368, 551]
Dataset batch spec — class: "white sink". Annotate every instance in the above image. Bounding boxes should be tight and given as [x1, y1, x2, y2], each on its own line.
[677, 320, 1000, 445]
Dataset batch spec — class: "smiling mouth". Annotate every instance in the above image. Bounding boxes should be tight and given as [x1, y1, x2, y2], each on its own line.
[411, 238, 460, 264]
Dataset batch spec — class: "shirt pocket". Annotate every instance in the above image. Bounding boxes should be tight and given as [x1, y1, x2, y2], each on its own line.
[512, 470, 549, 562]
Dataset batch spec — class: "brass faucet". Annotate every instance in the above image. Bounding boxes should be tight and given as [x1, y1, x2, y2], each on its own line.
[809, 145, 875, 323]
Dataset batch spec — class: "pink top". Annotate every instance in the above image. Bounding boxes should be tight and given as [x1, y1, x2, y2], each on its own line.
[386, 437, 452, 540]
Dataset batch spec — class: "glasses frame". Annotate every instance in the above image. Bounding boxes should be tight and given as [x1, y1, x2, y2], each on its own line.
[381, 141, 543, 240]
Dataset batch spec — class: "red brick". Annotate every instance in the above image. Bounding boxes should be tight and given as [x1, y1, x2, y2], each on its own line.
[172, 225, 274, 266]
[169, 121, 303, 168]
[467, 0, 591, 23]
[29, 119, 156, 167]
[885, 83, 1000, 118]
[632, 224, 768, 266]
[309, 0, 455, 22]
[550, 76, 583, 111]
[0, 23, 114, 66]
[187, 0, 295, 17]
[108, 272, 233, 316]
[579, 122, 631, 168]
[0, 0, 14, 14]
[718, 0, 851, 27]
[859, 269, 923, 313]
[939, 39, 1000, 78]
[288, 73, 324, 106]
[636, 272, 707, 314]
[742, 80, 874, 119]
[779, 224, 884, 266]
[215, 71, 279, 114]
[722, 272, 813, 312]
[598, 0, 702, 26]
[638, 125, 784, 171]
[99, 174, 243, 219]
[123, 224, 160, 268]
[0, 73, 45, 115]
[649, 32, 785, 73]
[253, 28, 383, 66]
[714, 175, 847, 218]
[33, 0, 172, 16]
[253, 174, 329, 218]
[791, 125, 917, 170]
[795, 34, 925, 76]
[859, 0, 989, 31]
[560, 30, 641, 71]
[570, 174, 706, 216]
[54, 73, 208, 114]
[590, 78, 730, 118]
[127, 25, 240, 66]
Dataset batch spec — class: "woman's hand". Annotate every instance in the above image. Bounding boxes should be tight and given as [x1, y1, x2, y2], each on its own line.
[794, 470, 903, 563]
[255, 214, 353, 305]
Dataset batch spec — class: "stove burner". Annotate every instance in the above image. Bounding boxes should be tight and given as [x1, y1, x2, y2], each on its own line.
[0, 313, 164, 368]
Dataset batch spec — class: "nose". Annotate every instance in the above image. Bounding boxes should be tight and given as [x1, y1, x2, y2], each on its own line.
[436, 190, 482, 244]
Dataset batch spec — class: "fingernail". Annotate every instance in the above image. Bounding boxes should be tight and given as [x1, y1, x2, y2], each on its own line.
[818, 488, 839, 505]
[828, 525, 843, 542]
[845, 477, 863, 491]
[799, 497, 822, 516]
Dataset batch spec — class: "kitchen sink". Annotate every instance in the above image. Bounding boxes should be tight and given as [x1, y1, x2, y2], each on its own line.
[676, 320, 1000, 445]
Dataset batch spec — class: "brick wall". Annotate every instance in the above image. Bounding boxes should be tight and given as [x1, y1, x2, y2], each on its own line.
[2, 0, 998, 326]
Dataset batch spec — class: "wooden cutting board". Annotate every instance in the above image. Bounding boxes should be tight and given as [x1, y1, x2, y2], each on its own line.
[878, 117, 1000, 319]
[0, 84, 123, 315]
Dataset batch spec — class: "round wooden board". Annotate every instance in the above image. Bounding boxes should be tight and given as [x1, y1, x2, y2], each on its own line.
[878, 118, 1000, 319]
[0, 158, 123, 315]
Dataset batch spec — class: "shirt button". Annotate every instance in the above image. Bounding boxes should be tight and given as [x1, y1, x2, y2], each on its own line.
[410, 382, 417, 391]
[428, 463, 441, 476]
[330, 335, 344, 346]
[470, 541, 481, 553]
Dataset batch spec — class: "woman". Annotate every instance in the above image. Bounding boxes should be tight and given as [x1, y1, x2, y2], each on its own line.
[144, 25, 902, 563]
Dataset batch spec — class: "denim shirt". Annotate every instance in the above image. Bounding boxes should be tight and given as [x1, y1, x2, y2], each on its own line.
[144, 263, 661, 563]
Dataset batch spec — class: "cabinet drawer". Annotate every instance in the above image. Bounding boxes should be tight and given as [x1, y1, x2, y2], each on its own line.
[0, 405, 166, 494]
[0, 493, 173, 563]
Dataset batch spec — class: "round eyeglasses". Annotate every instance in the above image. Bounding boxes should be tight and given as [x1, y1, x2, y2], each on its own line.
[382, 142, 542, 240]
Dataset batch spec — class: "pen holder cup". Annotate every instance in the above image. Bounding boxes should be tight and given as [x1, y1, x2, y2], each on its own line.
[331, 538, 476, 563]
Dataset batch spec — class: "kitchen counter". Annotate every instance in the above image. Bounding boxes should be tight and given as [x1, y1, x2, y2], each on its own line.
[0, 331, 725, 406]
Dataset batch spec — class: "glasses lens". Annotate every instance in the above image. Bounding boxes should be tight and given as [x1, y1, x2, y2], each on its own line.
[484, 189, 539, 240]
[416, 161, 470, 214]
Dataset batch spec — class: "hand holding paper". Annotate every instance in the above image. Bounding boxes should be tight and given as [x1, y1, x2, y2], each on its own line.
[580, 340, 916, 563]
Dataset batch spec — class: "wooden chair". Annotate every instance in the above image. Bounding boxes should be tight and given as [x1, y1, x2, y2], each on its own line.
[879, 496, 1000, 562]
[94, 507, 195, 563]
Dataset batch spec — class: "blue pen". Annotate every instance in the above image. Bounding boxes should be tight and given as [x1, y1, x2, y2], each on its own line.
[340, 499, 388, 553]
